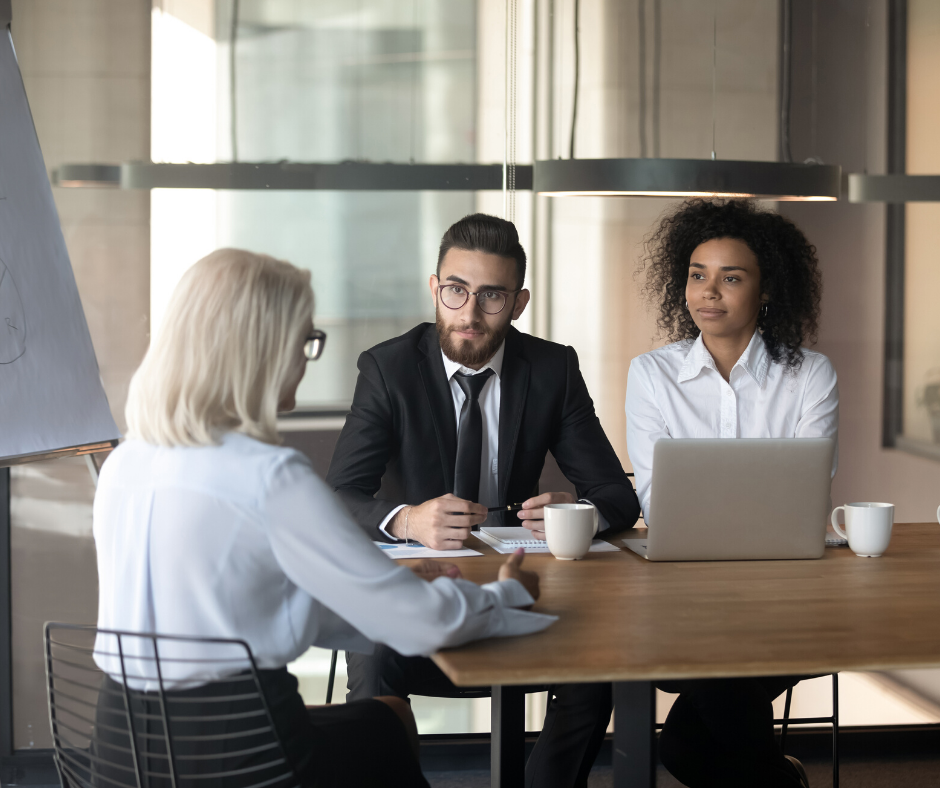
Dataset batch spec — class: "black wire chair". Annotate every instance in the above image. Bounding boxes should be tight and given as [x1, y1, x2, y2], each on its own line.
[778, 673, 840, 788]
[650, 674, 839, 787]
[44, 623, 301, 788]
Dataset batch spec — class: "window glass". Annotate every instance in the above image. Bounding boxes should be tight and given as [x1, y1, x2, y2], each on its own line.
[901, 0, 940, 457]
[150, 0, 495, 734]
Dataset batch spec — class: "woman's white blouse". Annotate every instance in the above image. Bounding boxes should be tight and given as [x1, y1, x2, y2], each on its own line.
[93, 432, 555, 678]
[625, 332, 839, 521]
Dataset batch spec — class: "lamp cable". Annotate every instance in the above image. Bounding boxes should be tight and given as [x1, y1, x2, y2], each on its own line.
[779, 0, 793, 163]
[652, 0, 662, 158]
[229, 0, 239, 162]
[711, 1, 717, 161]
[638, 0, 647, 158]
[504, 0, 518, 222]
[569, 0, 580, 160]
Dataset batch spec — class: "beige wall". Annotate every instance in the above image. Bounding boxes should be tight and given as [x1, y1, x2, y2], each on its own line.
[782, 0, 940, 522]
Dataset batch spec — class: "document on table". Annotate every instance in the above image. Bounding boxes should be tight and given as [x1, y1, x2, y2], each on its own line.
[373, 542, 483, 559]
[474, 527, 622, 555]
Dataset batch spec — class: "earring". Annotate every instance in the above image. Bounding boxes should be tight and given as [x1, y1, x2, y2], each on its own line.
[685, 301, 689, 309]
[760, 303, 769, 318]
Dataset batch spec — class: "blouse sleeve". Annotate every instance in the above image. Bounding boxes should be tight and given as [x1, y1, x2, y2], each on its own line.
[260, 452, 556, 657]
[795, 353, 840, 478]
[625, 356, 671, 521]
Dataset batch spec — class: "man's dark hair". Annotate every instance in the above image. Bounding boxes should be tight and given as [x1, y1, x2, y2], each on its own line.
[437, 213, 527, 289]
[639, 198, 822, 371]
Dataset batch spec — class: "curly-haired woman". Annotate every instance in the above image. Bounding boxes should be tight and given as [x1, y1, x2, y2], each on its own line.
[626, 199, 838, 788]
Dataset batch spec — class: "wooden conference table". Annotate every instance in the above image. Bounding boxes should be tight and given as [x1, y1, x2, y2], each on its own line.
[425, 522, 940, 788]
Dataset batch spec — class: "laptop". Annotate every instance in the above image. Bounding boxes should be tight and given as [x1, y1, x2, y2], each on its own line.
[623, 438, 835, 561]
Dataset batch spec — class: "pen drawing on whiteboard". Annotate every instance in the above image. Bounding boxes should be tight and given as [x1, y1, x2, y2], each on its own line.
[0, 254, 26, 364]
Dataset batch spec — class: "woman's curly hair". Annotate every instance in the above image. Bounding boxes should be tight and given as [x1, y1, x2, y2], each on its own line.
[638, 199, 822, 370]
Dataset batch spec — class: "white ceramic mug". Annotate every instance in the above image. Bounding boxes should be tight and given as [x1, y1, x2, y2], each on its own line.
[830, 502, 895, 557]
[544, 503, 598, 560]
[937, 504, 940, 525]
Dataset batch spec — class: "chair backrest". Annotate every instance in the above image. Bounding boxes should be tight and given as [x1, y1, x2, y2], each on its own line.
[44, 623, 300, 788]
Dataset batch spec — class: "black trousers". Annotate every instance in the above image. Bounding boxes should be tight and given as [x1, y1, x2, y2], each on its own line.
[347, 646, 612, 788]
[655, 676, 810, 788]
[94, 668, 429, 788]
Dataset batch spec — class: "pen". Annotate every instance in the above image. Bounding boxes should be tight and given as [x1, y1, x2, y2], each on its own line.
[446, 503, 525, 516]
[445, 504, 525, 533]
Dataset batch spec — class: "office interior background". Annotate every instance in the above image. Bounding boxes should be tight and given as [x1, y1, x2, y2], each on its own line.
[4, 0, 940, 763]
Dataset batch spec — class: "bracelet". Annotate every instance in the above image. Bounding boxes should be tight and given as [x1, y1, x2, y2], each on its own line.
[403, 506, 412, 546]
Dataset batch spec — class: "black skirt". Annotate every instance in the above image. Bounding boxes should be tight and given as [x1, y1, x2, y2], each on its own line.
[92, 667, 428, 788]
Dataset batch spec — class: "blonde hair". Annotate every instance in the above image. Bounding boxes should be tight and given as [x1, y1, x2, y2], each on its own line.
[126, 249, 313, 446]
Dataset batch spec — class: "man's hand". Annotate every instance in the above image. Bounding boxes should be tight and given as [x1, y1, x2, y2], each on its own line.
[389, 494, 487, 550]
[409, 559, 462, 582]
[516, 491, 576, 540]
[497, 548, 540, 602]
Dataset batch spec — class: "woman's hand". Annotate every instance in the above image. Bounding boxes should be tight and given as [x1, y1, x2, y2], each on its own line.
[409, 559, 462, 582]
[498, 548, 540, 602]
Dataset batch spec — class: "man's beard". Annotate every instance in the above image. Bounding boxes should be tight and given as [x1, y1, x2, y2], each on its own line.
[437, 309, 511, 368]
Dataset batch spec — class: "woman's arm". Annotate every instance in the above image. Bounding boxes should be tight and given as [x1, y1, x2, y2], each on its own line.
[263, 453, 555, 657]
[795, 353, 839, 477]
[625, 357, 672, 521]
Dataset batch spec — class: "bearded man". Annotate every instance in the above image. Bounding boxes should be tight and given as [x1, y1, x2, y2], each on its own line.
[326, 213, 639, 788]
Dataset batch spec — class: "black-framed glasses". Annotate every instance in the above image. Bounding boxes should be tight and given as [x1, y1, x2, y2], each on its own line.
[304, 329, 327, 361]
[437, 284, 520, 315]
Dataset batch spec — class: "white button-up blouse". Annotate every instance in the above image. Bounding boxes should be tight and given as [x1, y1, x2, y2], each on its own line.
[93, 432, 554, 684]
[625, 331, 839, 521]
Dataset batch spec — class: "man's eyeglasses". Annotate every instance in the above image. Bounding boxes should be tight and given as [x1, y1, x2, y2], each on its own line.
[437, 284, 520, 315]
[304, 329, 327, 361]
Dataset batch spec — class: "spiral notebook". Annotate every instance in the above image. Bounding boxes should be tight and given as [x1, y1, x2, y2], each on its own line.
[475, 526, 621, 554]
[480, 527, 546, 546]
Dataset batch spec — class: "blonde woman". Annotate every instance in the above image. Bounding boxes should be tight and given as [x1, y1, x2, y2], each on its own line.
[93, 249, 554, 788]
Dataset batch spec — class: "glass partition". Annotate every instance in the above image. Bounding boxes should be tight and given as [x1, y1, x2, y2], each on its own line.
[900, 0, 940, 459]
[151, 0, 478, 408]
[150, 0, 498, 734]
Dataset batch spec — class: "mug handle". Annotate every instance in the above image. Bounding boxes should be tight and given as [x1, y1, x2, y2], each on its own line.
[579, 499, 600, 537]
[831, 506, 848, 540]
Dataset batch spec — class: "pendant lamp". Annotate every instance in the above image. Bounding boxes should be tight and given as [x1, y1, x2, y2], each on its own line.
[536, 0, 841, 202]
[847, 175, 940, 203]
[534, 158, 840, 201]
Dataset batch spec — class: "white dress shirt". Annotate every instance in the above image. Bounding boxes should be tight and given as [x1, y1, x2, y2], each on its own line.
[93, 431, 555, 687]
[625, 331, 839, 521]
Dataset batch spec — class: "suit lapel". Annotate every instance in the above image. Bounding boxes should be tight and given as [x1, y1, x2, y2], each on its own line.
[498, 328, 530, 503]
[418, 325, 458, 491]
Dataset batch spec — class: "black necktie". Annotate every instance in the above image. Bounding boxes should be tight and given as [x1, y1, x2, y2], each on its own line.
[453, 369, 495, 502]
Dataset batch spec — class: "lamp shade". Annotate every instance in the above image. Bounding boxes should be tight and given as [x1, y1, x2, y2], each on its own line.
[117, 162, 532, 191]
[847, 174, 940, 202]
[52, 164, 120, 188]
[534, 158, 841, 201]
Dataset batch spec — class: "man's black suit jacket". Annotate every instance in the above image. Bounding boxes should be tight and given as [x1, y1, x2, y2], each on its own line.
[326, 323, 640, 539]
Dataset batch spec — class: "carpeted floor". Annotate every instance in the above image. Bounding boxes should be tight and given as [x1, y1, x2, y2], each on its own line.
[426, 756, 940, 787]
